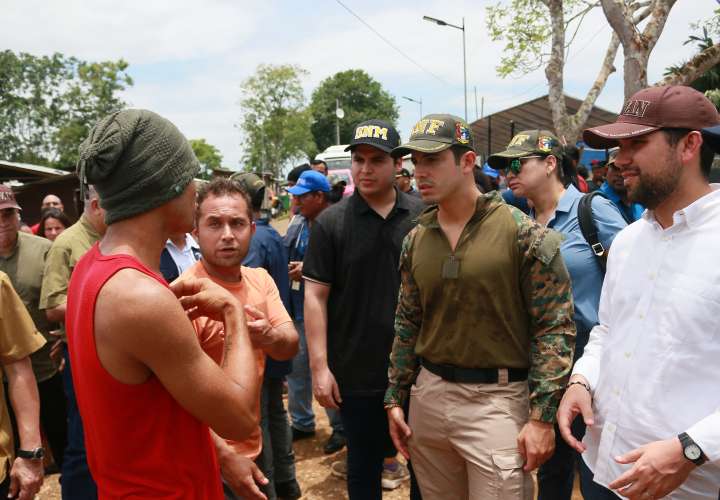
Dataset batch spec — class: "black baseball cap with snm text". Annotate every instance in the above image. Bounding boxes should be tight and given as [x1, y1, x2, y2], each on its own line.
[391, 114, 474, 159]
[345, 119, 401, 154]
[487, 130, 561, 170]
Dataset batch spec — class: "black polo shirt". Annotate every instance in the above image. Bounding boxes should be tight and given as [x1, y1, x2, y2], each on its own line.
[303, 189, 425, 396]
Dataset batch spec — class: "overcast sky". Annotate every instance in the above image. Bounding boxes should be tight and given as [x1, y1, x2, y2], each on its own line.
[2, 0, 715, 170]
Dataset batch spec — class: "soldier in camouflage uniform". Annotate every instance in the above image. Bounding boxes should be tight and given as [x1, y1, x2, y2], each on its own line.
[383, 114, 576, 500]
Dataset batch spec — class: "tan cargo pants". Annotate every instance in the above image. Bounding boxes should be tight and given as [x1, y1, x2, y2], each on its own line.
[408, 367, 534, 500]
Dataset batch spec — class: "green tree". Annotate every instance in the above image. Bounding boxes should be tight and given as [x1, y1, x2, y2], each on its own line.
[309, 69, 398, 152]
[238, 64, 314, 177]
[485, 1, 720, 143]
[0, 50, 132, 169]
[189, 138, 224, 179]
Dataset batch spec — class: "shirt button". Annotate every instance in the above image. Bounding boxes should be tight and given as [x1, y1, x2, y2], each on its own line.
[648, 273, 656, 280]
[624, 352, 631, 359]
[639, 313, 644, 319]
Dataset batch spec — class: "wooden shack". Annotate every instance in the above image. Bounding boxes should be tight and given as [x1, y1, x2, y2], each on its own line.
[471, 94, 618, 162]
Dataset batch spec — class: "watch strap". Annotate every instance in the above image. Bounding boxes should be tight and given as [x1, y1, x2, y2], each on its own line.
[16, 448, 44, 460]
[678, 432, 707, 466]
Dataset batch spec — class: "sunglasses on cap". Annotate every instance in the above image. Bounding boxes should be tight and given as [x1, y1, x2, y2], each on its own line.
[506, 155, 547, 175]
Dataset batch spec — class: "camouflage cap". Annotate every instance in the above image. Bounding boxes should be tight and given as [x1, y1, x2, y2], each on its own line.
[391, 114, 474, 158]
[230, 172, 266, 209]
[487, 130, 560, 170]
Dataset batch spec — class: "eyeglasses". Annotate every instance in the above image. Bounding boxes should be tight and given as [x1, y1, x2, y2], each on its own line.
[507, 155, 547, 175]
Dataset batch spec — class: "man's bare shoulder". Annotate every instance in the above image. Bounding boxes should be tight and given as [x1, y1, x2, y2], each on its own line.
[98, 268, 183, 324]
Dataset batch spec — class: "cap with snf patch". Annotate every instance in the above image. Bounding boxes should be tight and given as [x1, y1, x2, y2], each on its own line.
[345, 119, 401, 154]
[391, 114, 474, 158]
[583, 85, 720, 149]
[486, 130, 560, 170]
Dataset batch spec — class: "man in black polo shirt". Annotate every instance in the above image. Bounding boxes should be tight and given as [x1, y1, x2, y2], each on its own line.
[303, 119, 425, 499]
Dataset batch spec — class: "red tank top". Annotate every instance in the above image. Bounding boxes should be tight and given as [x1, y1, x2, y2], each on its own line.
[66, 244, 223, 499]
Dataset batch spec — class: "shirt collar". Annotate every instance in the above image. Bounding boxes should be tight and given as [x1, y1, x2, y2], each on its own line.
[599, 182, 622, 203]
[643, 184, 720, 230]
[556, 184, 581, 214]
[166, 233, 199, 252]
[351, 187, 410, 215]
[417, 191, 504, 229]
[79, 213, 101, 240]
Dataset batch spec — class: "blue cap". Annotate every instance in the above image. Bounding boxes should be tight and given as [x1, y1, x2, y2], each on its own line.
[287, 170, 331, 195]
[482, 163, 499, 179]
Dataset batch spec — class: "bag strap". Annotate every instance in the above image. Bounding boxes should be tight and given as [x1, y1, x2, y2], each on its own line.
[577, 191, 607, 274]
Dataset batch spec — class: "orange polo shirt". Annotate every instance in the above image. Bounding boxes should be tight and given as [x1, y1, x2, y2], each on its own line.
[181, 260, 292, 459]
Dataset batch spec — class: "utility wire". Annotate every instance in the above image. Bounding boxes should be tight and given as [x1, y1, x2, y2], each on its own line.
[334, 0, 451, 86]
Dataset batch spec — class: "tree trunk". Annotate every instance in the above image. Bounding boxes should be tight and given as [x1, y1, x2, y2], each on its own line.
[544, 0, 620, 143]
[601, 0, 677, 98]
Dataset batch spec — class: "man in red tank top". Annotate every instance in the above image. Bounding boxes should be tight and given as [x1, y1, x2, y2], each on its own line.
[66, 109, 260, 499]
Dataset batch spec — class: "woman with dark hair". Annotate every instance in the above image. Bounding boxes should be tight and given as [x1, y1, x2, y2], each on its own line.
[37, 208, 72, 242]
[488, 129, 628, 500]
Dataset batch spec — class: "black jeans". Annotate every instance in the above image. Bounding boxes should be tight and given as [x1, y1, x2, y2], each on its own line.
[339, 393, 396, 500]
[255, 376, 296, 500]
[579, 457, 621, 500]
[537, 416, 586, 500]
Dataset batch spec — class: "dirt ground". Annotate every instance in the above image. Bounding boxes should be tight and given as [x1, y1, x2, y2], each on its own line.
[36, 397, 583, 499]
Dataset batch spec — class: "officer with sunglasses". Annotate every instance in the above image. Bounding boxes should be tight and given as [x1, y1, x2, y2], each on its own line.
[489, 130, 628, 500]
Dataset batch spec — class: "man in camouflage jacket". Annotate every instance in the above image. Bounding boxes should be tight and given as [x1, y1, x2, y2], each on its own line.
[384, 114, 576, 500]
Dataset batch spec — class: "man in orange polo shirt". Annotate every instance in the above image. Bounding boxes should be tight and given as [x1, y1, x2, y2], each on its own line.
[180, 178, 298, 500]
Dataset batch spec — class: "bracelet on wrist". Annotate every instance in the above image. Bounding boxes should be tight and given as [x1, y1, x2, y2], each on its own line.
[567, 380, 591, 393]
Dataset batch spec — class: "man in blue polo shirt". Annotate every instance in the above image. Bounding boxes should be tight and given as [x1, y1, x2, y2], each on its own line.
[599, 149, 645, 223]
[284, 170, 346, 455]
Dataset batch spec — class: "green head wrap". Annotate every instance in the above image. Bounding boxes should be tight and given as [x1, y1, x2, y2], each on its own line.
[77, 109, 200, 225]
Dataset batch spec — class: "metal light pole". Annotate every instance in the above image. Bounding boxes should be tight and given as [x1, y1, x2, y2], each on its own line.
[423, 15, 467, 122]
[402, 96, 423, 119]
[335, 99, 344, 145]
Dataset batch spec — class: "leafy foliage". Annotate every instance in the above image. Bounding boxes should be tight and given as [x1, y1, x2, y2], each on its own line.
[189, 138, 223, 179]
[309, 69, 398, 151]
[238, 64, 314, 177]
[0, 50, 132, 169]
[485, 0, 596, 77]
[665, 28, 720, 93]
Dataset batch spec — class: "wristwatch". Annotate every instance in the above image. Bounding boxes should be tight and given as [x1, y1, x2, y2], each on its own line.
[17, 447, 44, 460]
[678, 432, 707, 466]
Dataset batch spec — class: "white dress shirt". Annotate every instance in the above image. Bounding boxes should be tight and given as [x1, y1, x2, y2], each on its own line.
[573, 185, 720, 499]
[165, 234, 200, 275]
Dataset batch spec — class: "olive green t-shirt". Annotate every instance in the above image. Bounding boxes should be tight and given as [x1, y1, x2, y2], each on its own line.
[0, 232, 56, 382]
[0, 272, 47, 483]
[39, 214, 101, 342]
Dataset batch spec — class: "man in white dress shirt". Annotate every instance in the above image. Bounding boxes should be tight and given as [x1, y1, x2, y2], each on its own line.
[557, 85, 720, 500]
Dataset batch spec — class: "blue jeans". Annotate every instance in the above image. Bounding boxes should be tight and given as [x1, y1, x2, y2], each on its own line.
[579, 457, 621, 500]
[61, 345, 98, 499]
[537, 416, 586, 500]
[287, 320, 343, 433]
[340, 393, 396, 500]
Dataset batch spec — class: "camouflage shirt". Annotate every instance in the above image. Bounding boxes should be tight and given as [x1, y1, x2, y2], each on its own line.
[384, 191, 576, 423]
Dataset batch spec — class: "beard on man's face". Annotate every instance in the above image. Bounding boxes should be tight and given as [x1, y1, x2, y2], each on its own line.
[626, 156, 682, 210]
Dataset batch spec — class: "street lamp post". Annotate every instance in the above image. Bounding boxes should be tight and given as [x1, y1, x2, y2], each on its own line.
[402, 96, 423, 119]
[423, 15, 467, 122]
